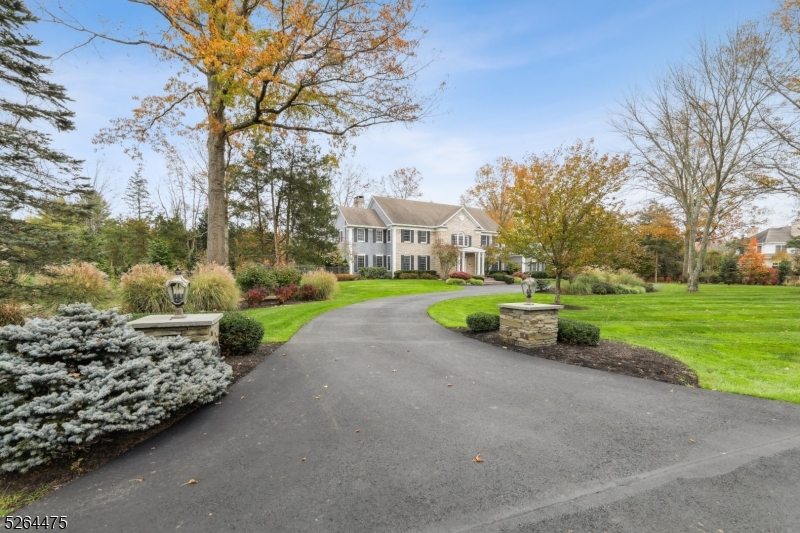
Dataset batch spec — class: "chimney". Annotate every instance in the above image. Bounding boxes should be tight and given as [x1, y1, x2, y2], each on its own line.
[791, 219, 800, 237]
[746, 226, 759, 238]
[353, 195, 365, 209]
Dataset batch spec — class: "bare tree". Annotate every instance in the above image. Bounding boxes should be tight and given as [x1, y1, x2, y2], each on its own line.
[378, 167, 424, 199]
[330, 164, 375, 206]
[612, 23, 777, 291]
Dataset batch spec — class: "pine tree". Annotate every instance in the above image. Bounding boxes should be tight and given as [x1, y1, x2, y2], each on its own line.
[123, 170, 154, 222]
[0, 0, 86, 294]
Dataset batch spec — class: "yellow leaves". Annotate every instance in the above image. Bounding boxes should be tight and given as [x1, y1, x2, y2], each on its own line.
[474, 454, 484, 463]
[181, 479, 198, 486]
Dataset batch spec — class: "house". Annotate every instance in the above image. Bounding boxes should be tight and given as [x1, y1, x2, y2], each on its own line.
[335, 196, 536, 277]
[754, 220, 800, 267]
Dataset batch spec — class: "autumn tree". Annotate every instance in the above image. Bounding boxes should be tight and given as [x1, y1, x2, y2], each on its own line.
[460, 157, 515, 229]
[739, 238, 770, 284]
[378, 167, 424, 199]
[502, 141, 632, 304]
[635, 201, 683, 281]
[431, 239, 459, 277]
[613, 23, 778, 292]
[50, 0, 438, 265]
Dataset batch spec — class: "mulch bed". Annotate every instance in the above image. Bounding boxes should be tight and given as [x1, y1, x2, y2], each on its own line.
[1, 343, 282, 497]
[459, 329, 698, 387]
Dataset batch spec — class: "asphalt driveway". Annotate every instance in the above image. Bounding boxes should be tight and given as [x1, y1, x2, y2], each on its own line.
[24, 285, 800, 532]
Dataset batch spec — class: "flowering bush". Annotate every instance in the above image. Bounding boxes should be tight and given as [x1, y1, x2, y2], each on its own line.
[245, 287, 270, 307]
[448, 271, 472, 280]
[512, 271, 527, 279]
[0, 304, 231, 473]
[275, 284, 299, 304]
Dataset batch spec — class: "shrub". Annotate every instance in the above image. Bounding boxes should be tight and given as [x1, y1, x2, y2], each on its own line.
[420, 273, 438, 280]
[616, 284, 645, 294]
[40, 262, 111, 306]
[466, 278, 484, 285]
[591, 281, 617, 295]
[297, 284, 318, 300]
[145, 240, 176, 269]
[567, 278, 593, 295]
[490, 273, 508, 281]
[119, 263, 173, 314]
[557, 318, 600, 346]
[358, 266, 391, 279]
[471, 275, 484, 281]
[0, 304, 231, 473]
[399, 273, 420, 279]
[245, 287, 270, 307]
[235, 263, 277, 291]
[186, 263, 240, 312]
[336, 274, 358, 282]
[644, 283, 655, 293]
[0, 302, 25, 327]
[513, 277, 523, 284]
[445, 278, 465, 285]
[503, 275, 514, 284]
[393, 270, 438, 279]
[449, 271, 472, 280]
[527, 271, 549, 279]
[300, 269, 339, 300]
[275, 284, 298, 304]
[535, 279, 552, 291]
[273, 266, 303, 288]
[466, 312, 500, 332]
[512, 271, 527, 279]
[615, 269, 647, 288]
[219, 312, 264, 357]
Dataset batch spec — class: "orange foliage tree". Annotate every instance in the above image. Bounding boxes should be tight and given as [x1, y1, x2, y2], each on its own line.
[738, 238, 770, 284]
[50, 1, 438, 264]
[501, 140, 634, 304]
[460, 157, 516, 229]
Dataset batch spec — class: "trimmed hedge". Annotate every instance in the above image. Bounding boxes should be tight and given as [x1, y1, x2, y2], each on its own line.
[394, 270, 438, 279]
[358, 266, 391, 279]
[448, 271, 472, 280]
[503, 275, 514, 284]
[466, 278, 484, 285]
[219, 312, 264, 356]
[466, 312, 500, 332]
[557, 318, 600, 346]
[336, 274, 358, 282]
[526, 271, 550, 279]
[445, 278, 465, 285]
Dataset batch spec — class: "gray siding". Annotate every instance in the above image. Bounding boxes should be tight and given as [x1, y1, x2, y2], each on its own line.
[351, 227, 392, 269]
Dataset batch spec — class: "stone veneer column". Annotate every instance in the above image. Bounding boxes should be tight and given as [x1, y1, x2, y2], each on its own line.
[128, 313, 223, 355]
[497, 303, 564, 348]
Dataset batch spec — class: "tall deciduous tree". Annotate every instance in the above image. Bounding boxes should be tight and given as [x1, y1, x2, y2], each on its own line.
[330, 164, 375, 207]
[51, 0, 438, 265]
[613, 23, 778, 292]
[460, 157, 515, 229]
[0, 0, 86, 293]
[431, 238, 459, 277]
[378, 167, 424, 199]
[502, 141, 632, 304]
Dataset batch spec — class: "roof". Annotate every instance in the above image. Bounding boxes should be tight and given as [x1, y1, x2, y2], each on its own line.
[369, 196, 498, 231]
[338, 206, 386, 227]
[755, 226, 793, 244]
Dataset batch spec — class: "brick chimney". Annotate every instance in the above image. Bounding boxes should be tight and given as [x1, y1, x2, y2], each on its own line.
[353, 195, 365, 209]
[791, 219, 800, 237]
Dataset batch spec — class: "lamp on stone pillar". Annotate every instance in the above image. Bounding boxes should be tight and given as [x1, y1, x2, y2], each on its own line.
[521, 277, 536, 304]
[165, 268, 190, 319]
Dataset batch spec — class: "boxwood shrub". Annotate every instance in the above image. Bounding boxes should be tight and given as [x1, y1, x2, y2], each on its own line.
[445, 278, 465, 285]
[219, 312, 265, 356]
[466, 312, 500, 332]
[393, 270, 438, 279]
[557, 318, 600, 346]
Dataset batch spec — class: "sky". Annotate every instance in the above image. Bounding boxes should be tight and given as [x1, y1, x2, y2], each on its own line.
[29, 0, 792, 225]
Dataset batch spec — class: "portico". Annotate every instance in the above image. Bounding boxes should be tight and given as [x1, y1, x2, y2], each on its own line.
[458, 246, 487, 275]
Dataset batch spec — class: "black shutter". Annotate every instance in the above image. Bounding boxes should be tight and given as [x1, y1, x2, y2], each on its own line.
[353, 228, 357, 242]
[373, 255, 377, 267]
[410, 230, 414, 243]
[451, 234, 457, 245]
[468, 235, 472, 247]
[400, 255, 405, 270]
[385, 255, 390, 269]
[427, 231, 431, 244]
[365, 228, 369, 243]
[417, 230, 422, 243]
[410, 256, 415, 270]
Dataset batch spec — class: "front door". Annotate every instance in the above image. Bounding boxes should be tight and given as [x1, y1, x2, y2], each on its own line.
[466, 254, 475, 275]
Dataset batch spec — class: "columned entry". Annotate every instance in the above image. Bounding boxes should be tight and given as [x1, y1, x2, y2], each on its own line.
[458, 247, 486, 275]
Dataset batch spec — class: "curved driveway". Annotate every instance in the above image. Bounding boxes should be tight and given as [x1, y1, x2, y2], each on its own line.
[27, 285, 800, 532]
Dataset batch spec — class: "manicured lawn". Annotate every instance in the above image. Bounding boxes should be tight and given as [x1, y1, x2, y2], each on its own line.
[427, 283, 800, 404]
[245, 280, 461, 343]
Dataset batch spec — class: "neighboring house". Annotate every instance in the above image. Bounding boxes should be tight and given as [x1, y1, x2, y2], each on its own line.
[754, 220, 800, 267]
[335, 196, 536, 277]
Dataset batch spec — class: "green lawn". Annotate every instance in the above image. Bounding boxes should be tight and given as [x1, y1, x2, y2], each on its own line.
[245, 279, 461, 342]
[427, 284, 800, 403]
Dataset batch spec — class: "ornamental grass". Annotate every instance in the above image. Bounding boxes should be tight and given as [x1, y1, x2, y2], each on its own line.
[186, 263, 240, 312]
[299, 269, 339, 301]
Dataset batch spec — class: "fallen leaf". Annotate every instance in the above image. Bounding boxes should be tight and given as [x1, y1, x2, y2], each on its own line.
[355, 429, 361, 433]
[472, 382, 476, 385]
[447, 383, 453, 387]
[214, 402, 222, 405]
[314, 396, 320, 400]
[181, 479, 198, 486]
[281, 353, 286, 356]
[474, 454, 484, 463]
[209, 513, 213, 516]
[131, 476, 145, 482]
[689, 439, 696, 443]
[240, 396, 245, 400]
[392, 369, 398, 373]
[502, 346, 507, 350]
[151, 447, 156, 450]
[301, 457, 307, 462]
[323, 385, 328, 388]
[670, 389, 674, 393]
[247, 379, 252, 382]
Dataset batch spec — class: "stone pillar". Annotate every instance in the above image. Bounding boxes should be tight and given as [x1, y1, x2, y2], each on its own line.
[128, 313, 223, 355]
[497, 303, 563, 348]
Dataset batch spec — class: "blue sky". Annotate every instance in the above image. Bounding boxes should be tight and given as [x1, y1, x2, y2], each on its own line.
[31, 0, 788, 221]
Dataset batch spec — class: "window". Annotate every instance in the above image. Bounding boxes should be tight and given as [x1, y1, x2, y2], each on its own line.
[452, 232, 466, 246]
[375, 229, 384, 243]
[357, 228, 366, 242]
[339, 230, 344, 243]
[374, 255, 384, 268]
[776, 244, 787, 252]
[387, 230, 391, 242]
[356, 255, 366, 268]
[481, 235, 490, 247]
[401, 255, 413, 270]
[401, 229, 413, 243]
[418, 230, 430, 244]
[757, 245, 762, 253]
[386, 255, 391, 269]
[418, 256, 430, 270]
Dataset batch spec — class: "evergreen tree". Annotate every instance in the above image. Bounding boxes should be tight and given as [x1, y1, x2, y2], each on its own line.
[719, 256, 741, 285]
[0, 0, 86, 294]
[123, 170, 154, 222]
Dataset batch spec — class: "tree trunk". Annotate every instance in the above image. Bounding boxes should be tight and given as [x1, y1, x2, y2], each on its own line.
[554, 271, 562, 305]
[206, 76, 228, 265]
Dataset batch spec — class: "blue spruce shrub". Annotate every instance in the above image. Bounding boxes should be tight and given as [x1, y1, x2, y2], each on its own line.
[0, 303, 232, 473]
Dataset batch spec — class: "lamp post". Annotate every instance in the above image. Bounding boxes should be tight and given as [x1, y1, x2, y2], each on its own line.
[521, 277, 536, 304]
[165, 268, 190, 319]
